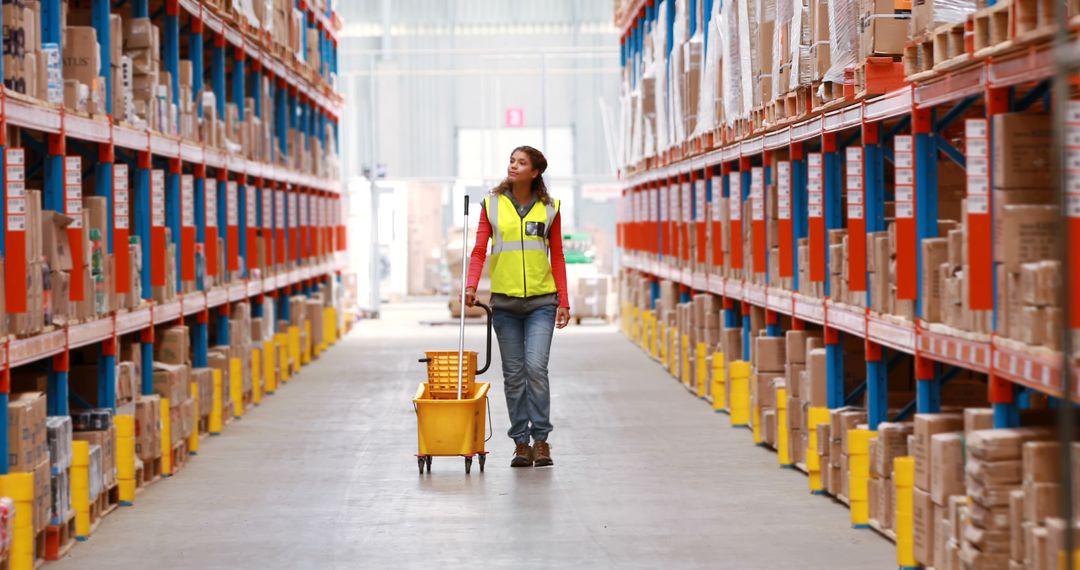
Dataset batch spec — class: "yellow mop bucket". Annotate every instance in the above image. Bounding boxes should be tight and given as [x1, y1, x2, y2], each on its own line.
[414, 195, 493, 474]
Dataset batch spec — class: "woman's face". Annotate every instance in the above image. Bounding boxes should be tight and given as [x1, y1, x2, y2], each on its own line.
[507, 151, 537, 183]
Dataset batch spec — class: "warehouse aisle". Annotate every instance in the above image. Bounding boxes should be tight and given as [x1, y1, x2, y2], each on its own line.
[52, 301, 894, 569]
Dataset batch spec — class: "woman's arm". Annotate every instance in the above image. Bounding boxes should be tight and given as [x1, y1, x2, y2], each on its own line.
[466, 205, 491, 291]
[548, 212, 570, 309]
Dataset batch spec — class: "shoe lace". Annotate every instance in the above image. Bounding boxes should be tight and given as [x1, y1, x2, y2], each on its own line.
[516, 443, 531, 456]
[534, 441, 550, 456]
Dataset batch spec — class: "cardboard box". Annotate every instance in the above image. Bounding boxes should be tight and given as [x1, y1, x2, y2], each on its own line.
[8, 392, 47, 472]
[1023, 480, 1062, 524]
[1010, 490, 1025, 560]
[920, 237, 949, 322]
[873, 422, 913, 478]
[1022, 441, 1060, 484]
[913, 413, 963, 491]
[964, 407, 995, 436]
[32, 457, 50, 532]
[134, 394, 161, 461]
[63, 27, 101, 86]
[994, 206, 1058, 271]
[1019, 260, 1060, 307]
[754, 336, 786, 373]
[785, 330, 821, 365]
[73, 426, 117, 489]
[967, 428, 1054, 461]
[152, 362, 189, 403]
[914, 487, 935, 566]
[930, 432, 965, 505]
[993, 113, 1052, 190]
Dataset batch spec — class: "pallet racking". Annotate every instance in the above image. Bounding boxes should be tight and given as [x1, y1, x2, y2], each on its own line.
[0, 0, 346, 559]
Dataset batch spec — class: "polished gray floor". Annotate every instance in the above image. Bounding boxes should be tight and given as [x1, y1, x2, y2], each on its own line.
[52, 301, 895, 569]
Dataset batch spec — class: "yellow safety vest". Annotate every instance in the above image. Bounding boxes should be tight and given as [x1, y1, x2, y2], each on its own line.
[485, 194, 560, 298]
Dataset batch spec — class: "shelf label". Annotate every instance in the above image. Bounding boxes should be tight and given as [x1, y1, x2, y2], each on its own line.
[263, 185, 273, 229]
[181, 175, 194, 227]
[659, 185, 668, 222]
[1065, 102, 1080, 329]
[300, 193, 309, 228]
[965, 119, 992, 310]
[275, 190, 285, 228]
[151, 169, 165, 227]
[114, 164, 129, 230]
[227, 181, 239, 227]
[65, 157, 83, 228]
[750, 167, 764, 222]
[206, 179, 218, 228]
[289, 192, 298, 227]
[246, 184, 258, 227]
[6, 148, 25, 234]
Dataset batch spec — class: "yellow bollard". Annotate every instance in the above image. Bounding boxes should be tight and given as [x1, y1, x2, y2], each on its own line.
[670, 330, 678, 375]
[72, 440, 91, 539]
[252, 348, 262, 405]
[274, 333, 289, 382]
[728, 360, 751, 427]
[0, 472, 34, 570]
[751, 378, 763, 445]
[210, 369, 224, 435]
[263, 341, 277, 394]
[160, 397, 172, 476]
[115, 415, 136, 505]
[657, 322, 666, 366]
[711, 352, 727, 412]
[230, 357, 244, 418]
[326, 306, 337, 345]
[302, 321, 312, 364]
[848, 429, 876, 528]
[695, 342, 707, 398]
[894, 456, 917, 568]
[288, 326, 301, 374]
[807, 406, 831, 493]
[680, 334, 690, 386]
[650, 313, 658, 359]
[189, 383, 200, 453]
[776, 387, 791, 466]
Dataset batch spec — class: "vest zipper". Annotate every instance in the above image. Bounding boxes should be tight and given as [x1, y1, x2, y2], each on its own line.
[520, 220, 528, 297]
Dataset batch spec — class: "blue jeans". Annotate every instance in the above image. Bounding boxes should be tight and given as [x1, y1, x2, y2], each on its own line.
[491, 305, 555, 445]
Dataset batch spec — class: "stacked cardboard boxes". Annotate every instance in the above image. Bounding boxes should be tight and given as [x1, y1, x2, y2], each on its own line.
[784, 330, 820, 466]
[868, 422, 912, 531]
[828, 407, 867, 498]
[752, 334, 786, 447]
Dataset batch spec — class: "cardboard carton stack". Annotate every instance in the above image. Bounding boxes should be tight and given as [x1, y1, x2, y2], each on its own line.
[4, 0, 55, 101]
[1010, 440, 1065, 570]
[868, 422, 912, 531]
[155, 326, 196, 448]
[784, 330, 820, 465]
[122, 17, 162, 131]
[752, 335, 786, 448]
[828, 407, 867, 498]
[958, 427, 1055, 570]
[990, 113, 1059, 348]
[912, 413, 964, 568]
[8, 391, 52, 533]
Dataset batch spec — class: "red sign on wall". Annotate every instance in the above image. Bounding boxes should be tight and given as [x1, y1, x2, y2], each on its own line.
[505, 108, 525, 128]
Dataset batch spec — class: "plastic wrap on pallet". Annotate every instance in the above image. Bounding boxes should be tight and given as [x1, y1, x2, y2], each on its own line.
[50, 468, 69, 525]
[721, 0, 749, 126]
[791, 1, 814, 90]
[88, 444, 103, 501]
[653, 1, 671, 151]
[823, 0, 858, 85]
[670, 0, 688, 146]
[693, 2, 724, 138]
[0, 497, 11, 557]
[914, 0, 976, 36]
[46, 416, 73, 473]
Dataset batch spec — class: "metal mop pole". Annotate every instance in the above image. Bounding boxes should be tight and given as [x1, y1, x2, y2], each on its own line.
[457, 195, 470, 400]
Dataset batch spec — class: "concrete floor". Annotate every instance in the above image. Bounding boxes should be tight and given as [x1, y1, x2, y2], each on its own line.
[52, 301, 895, 569]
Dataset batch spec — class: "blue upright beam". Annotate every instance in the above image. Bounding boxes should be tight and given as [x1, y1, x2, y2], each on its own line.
[141, 334, 154, 395]
[193, 319, 208, 368]
[212, 33, 226, 120]
[192, 19, 204, 118]
[741, 307, 751, 362]
[276, 82, 288, 161]
[914, 110, 939, 318]
[98, 346, 116, 411]
[792, 148, 807, 293]
[194, 167, 206, 290]
[132, 0, 148, 17]
[217, 309, 230, 345]
[135, 154, 152, 299]
[92, 0, 112, 113]
[866, 345, 887, 429]
[238, 177, 247, 277]
[164, 0, 179, 109]
[823, 138, 842, 297]
[233, 48, 246, 122]
[166, 162, 182, 293]
[826, 333, 844, 409]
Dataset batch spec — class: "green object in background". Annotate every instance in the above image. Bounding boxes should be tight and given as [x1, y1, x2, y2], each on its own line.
[563, 232, 594, 264]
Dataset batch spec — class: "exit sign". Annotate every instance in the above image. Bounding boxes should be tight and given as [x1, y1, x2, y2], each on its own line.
[505, 108, 525, 128]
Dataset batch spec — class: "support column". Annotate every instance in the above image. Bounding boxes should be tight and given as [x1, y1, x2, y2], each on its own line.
[765, 309, 781, 337]
[915, 354, 941, 413]
[48, 350, 69, 416]
[825, 327, 844, 409]
[741, 302, 751, 362]
[194, 309, 209, 368]
[217, 303, 231, 346]
[98, 337, 117, 411]
[135, 151, 152, 299]
[167, 158, 182, 293]
[140, 327, 154, 395]
[866, 341, 887, 429]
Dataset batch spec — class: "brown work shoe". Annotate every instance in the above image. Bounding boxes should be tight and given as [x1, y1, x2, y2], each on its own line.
[533, 440, 553, 467]
[511, 443, 533, 467]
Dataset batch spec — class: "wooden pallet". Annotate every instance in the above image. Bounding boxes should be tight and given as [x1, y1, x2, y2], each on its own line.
[170, 440, 191, 474]
[932, 21, 972, 71]
[103, 482, 120, 518]
[138, 455, 163, 490]
[33, 529, 46, 569]
[868, 518, 898, 543]
[43, 511, 75, 560]
[973, 0, 1014, 56]
[1014, 0, 1056, 40]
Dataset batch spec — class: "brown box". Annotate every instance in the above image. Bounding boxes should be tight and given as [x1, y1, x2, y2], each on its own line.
[967, 427, 1054, 461]
[1022, 441, 1060, 484]
[920, 237, 949, 322]
[993, 113, 1052, 190]
[1023, 480, 1062, 524]
[7, 392, 47, 472]
[134, 394, 161, 461]
[785, 330, 821, 365]
[861, 16, 908, 58]
[1020, 260, 1060, 307]
[807, 348, 828, 407]
[151, 362, 189, 404]
[1010, 490, 1026, 560]
[63, 27, 101, 86]
[873, 422, 913, 478]
[914, 487, 935, 566]
[964, 407, 995, 436]
[786, 363, 806, 399]
[994, 205, 1058, 271]
[913, 413, 963, 491]
[931, 432, 965, 505]
[754, 336, 786, 373]
[32, 457, 49, 532]
[967, 458, 1023, 486]
[73, 426, 116, 488]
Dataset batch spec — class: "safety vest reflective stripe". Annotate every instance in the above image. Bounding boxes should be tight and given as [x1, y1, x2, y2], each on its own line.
[491, 239, 548, 255]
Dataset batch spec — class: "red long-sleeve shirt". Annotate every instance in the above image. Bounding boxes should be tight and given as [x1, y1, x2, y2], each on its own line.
[467, 205, 570, 309]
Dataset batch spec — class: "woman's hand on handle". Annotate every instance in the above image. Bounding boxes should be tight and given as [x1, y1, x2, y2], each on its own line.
[556, 307, 570, 329]
[464, 288, 477, 307]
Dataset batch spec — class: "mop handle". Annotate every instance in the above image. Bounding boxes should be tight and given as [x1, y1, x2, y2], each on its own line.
[457, 195, 469, 400]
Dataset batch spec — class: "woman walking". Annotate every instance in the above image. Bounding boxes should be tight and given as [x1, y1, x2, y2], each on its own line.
[465, 146, 570, 468]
